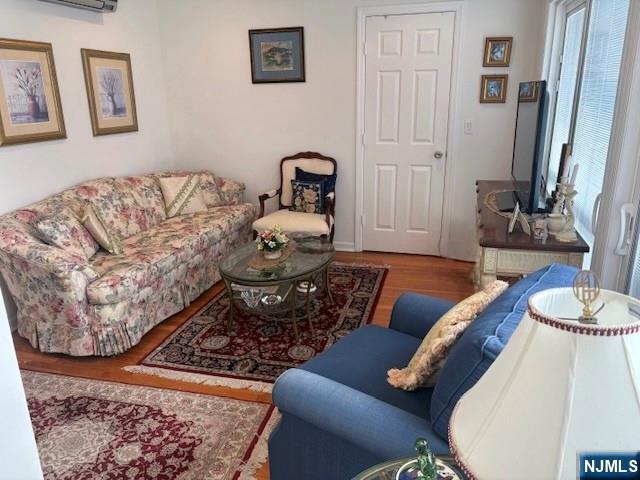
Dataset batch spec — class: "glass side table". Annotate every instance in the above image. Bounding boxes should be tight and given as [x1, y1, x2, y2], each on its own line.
[353, 456, 465, 480]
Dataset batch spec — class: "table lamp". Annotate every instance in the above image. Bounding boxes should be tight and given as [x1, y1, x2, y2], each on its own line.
[449, 286, 640, 479]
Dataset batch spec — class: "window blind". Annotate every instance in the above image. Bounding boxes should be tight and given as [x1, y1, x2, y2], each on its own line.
[572, 0, 630, 249]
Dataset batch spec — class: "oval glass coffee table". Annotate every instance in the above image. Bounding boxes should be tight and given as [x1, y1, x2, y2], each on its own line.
[219, 237, 335, 343]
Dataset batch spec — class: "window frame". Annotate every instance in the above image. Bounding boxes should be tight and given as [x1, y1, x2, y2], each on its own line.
[541, 0, 590, 195]
[543, 0, 640, 288]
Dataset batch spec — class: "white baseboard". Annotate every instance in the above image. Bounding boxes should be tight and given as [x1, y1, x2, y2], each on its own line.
[334, 241, 356, 252]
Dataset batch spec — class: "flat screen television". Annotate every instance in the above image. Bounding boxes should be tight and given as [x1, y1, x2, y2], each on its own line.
[496, 80, 550, 214]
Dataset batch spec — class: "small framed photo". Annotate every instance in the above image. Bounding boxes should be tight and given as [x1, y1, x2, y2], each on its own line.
[0, 38, 66, 146]
[483, 37, 513, 67]
[519, 81, 540, 102]
[249, 27, 305, 84]
[81, 48, 138, 136]
[480, 75, 508, 103]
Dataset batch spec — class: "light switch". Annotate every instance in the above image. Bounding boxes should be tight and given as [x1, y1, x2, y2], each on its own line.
[464, 120, 473, 135]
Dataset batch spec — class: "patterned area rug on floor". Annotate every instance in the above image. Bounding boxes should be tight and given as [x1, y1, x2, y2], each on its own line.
[23, 370, 278, 480]
[125, 263, 387, 392]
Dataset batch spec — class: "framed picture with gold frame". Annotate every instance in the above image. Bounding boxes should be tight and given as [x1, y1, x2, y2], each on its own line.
[81, 48, 138, 136]
[483, 37, 513, 67]
[480, 75, 508, 103]
[519, 81, 540, 102]
[0, 38, 66, 146]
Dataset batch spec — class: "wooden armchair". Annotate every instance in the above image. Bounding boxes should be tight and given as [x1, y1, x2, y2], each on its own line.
[253, 151, 337, 242]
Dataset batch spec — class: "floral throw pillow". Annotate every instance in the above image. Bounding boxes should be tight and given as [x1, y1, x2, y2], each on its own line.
[35, 207, 100, 260]
[387, 280, 509, 391]
[289, 180, 324, 214]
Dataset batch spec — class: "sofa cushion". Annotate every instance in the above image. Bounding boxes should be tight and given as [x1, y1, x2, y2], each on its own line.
[429, 263, 579, 439]
[130, 204, 256, 253]
[88, 246, 185, 305]
[34, 207, 99, 260]
[301, 325, 433, 421]
[113, 176, 167, 230]
[215, 177, 246, 206]
[62, 179, 134, 239]
[86, 204, 256, 305]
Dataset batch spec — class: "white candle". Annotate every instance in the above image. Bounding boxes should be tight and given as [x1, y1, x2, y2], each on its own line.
[569, 163, 579, 185]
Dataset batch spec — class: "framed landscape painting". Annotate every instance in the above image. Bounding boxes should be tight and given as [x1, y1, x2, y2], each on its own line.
[0, 38, 66, 146]
[249, 27, 305, 83]
[81, 48, 138, 136]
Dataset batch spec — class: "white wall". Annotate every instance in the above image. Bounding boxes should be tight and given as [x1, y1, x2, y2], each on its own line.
[0, 291, 43, 480]
[0, 0, 175, 215]
[157, 0, 547, 259]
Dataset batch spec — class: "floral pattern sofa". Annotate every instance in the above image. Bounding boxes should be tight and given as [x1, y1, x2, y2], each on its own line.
[0, 170, 255, 356]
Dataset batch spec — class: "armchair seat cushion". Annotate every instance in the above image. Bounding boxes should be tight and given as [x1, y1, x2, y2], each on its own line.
[301, 325, 433, 420]
[253, 209, 333, 236]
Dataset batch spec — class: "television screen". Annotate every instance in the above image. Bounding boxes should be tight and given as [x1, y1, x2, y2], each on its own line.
[511, 80, 549, 214]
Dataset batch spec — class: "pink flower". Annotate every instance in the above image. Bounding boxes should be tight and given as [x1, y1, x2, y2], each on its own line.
[76, 186, 100, 198]
[15, 209, 39, 223]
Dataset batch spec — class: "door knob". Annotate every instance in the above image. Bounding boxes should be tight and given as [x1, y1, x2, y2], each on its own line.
[434, 151, 444, 159]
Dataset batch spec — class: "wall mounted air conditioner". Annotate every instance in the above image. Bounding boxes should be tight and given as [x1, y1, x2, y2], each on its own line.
[38, 0, 117, 13]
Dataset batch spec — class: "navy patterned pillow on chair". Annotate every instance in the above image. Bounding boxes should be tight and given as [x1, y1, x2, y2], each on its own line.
[290, 180, 324, 214]
[295, 167, 337, 196]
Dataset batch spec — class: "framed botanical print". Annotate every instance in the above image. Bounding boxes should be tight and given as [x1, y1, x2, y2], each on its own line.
[81, 48, 138, 136]
[483, 37, 513, 67]
[480, 75, 508, 103]
[0, 38, 66, 146]
[519, 81, 540, 102]
[249, 27, 305, 83]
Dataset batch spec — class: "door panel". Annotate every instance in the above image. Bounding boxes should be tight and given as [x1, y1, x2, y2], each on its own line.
[363, 12, 455, 254]
[408, 165, 432, 232]
[377, 71, 401, 143]
[412, 70, 437, 144]
[375, 164, 397, 230]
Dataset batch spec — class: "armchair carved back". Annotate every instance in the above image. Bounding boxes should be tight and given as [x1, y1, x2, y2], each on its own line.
[279, 152, 337, 209]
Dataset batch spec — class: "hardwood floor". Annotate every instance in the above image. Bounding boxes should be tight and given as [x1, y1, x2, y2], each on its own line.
[14, 252, 475, 479]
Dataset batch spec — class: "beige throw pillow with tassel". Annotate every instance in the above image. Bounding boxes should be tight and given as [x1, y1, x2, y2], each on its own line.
[387, 280, 509, 391]
[159, 174, 207, 218]
[81, 204, 123, 255]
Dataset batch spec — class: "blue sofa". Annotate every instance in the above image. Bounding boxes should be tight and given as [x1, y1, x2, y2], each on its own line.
[268, 264, 578, 479]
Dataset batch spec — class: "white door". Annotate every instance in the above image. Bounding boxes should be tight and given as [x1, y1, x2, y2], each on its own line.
[363, 12, 455, 255]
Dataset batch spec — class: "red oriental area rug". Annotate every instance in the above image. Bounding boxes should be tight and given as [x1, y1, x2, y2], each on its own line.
[22, 370, 278, 480]
[126, 263, 387, 392]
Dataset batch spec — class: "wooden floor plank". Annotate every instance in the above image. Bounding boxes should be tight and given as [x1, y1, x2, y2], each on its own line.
[14, 252, 475, 479]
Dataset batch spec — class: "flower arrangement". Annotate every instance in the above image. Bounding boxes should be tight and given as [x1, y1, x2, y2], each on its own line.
[256, 224, 289, 259]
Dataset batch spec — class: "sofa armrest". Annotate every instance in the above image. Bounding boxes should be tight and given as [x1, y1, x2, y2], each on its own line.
[215, 176, 246, 206]
[389, 293, 455, 339]
[258, 188, 281, 219]
[272, 369, 449, 458]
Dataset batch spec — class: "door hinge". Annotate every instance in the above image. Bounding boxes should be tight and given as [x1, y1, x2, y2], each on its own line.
[362, 133, 366, 145]
[361, 215, 365, 226]
[363, 43, 368, 56]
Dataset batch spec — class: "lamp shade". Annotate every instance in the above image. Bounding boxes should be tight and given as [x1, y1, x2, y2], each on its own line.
[449, 288, 640, 480]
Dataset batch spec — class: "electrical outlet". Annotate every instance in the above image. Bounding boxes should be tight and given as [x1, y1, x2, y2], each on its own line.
[464, 120, 473, 135]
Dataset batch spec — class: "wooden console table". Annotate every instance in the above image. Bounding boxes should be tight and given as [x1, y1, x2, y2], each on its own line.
[475, 180, 589, 288]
